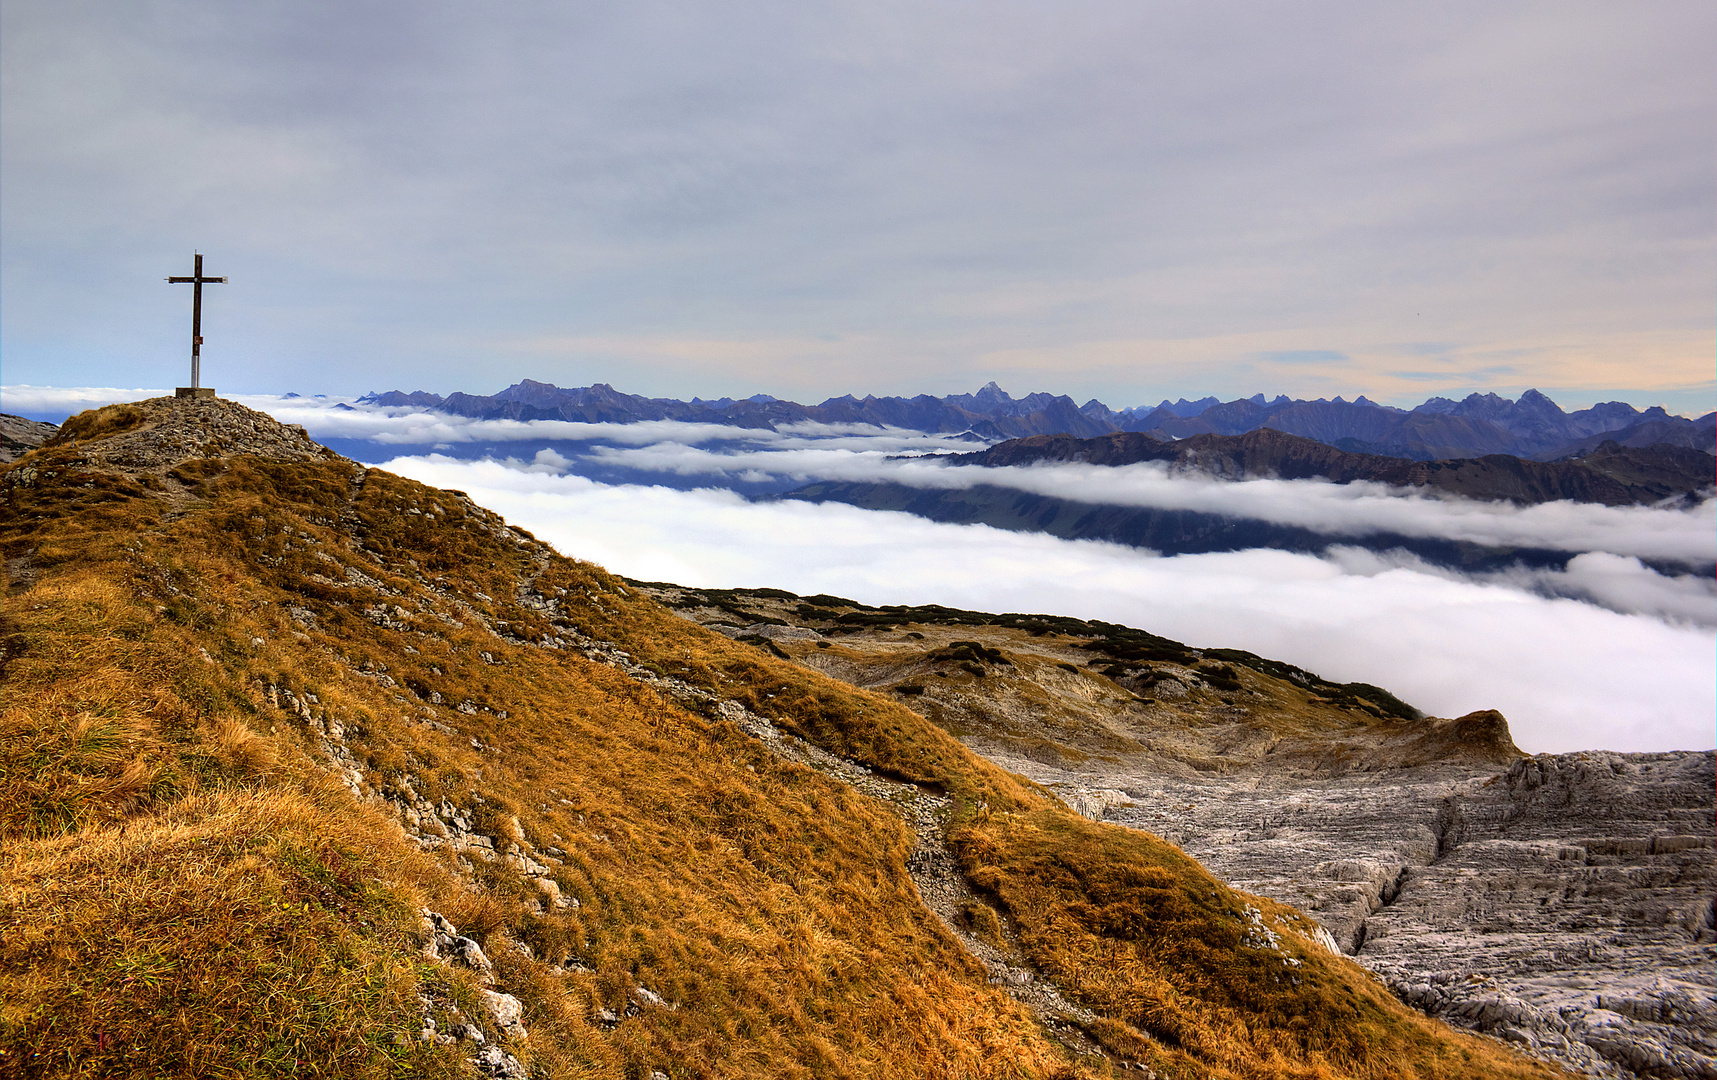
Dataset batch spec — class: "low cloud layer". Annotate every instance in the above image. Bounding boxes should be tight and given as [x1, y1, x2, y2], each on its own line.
[381, 454, 1715, 756]
[209, 395, 1714, 569]
[1324, 547, 1717, 628]
[8, 388, 1710, 569]
[587, 442, 1717, 567]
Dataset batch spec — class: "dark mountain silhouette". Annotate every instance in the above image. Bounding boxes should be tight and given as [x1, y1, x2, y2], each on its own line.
[1540, 411, 1717, 461]
[954, 428, 1715, 507]
[361, 381, 1714, 461]
[779, 429, 1713, 572]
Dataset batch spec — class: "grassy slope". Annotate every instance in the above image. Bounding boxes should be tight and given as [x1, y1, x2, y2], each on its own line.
[0, 406, 1563, 1079]
[955, 811, 1528, 1079]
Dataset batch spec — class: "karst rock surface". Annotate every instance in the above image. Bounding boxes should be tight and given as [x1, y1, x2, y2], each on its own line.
[1095, 752, 1716, 1080]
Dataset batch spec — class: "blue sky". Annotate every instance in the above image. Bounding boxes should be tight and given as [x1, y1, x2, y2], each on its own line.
[4, 1, 1713, 413]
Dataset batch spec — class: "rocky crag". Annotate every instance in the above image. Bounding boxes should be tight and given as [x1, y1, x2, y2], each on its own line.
[1101, 755, 1716, 1080]
[0, 413, 58, 463]
[638, 584, 1717, 1080]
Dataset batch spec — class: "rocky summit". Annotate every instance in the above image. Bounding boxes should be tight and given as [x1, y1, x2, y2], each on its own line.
[2, 393, 1706, 1080]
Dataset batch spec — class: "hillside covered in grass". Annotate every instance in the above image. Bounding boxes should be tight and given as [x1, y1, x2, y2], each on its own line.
[0, 395, 1567, 1079]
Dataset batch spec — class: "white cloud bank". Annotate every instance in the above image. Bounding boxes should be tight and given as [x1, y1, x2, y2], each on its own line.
[381, 454, 1716, 756]
[214, 397, 1714, 568]
[588, 443, 1717, 567]
[10, 391, 1710, 569]
[0, 384, 169, 413]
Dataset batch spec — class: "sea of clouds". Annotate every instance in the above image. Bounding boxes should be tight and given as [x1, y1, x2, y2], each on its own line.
[7, 386, 1713, 754]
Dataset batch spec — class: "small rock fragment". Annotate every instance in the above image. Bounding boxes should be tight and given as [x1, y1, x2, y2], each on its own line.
[480, 989, 528, 1042]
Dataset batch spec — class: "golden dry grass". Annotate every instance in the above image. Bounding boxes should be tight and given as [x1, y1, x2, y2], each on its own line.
[955, 809, 1560, 1079]
[0, 419, 1568, 1079]
[1, 788, 459, 1079]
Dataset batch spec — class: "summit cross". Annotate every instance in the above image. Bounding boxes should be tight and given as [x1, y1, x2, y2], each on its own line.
[167, 253, 227, 397]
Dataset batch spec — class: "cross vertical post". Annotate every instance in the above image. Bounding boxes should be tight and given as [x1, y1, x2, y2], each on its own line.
[167, 253, 227, 398]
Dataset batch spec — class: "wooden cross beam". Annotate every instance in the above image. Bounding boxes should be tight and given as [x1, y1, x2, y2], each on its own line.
[167, 253, 227, 397]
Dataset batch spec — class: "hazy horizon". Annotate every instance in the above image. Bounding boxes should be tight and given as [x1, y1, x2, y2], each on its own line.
[3, 378, 1710, 425]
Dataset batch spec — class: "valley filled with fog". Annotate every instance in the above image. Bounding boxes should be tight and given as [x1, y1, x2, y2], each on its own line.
[8, 387, 1714, 754]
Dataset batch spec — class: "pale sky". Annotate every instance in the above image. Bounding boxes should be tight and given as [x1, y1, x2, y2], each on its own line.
[3, 1, 1713, 413]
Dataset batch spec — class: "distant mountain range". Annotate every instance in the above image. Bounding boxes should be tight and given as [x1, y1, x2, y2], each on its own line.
[780, 429, 1716, 572]
[362, 380, 1715, 462]
[952, 429, 1717, 507]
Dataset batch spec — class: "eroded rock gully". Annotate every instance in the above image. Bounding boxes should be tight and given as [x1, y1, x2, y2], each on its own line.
[1040, 752, 1716, 1080]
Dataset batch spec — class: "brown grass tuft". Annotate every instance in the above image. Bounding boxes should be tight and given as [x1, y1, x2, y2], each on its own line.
[441, 888, 513, 940]
[208, 714, 278, 779]
[45, 403, 147, 447]
[0, 790, 462, 1079]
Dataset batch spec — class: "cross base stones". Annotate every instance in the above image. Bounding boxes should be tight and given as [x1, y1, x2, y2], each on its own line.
[176, 387, 217, 399]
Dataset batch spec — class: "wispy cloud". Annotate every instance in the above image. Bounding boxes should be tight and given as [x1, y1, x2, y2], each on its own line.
[0, 384, 169, 414]
[245, 396, 973, 452]
[377, 453, 1717, 756]
[0, 387, 973, 451]
[1324, 547, 1717, 627]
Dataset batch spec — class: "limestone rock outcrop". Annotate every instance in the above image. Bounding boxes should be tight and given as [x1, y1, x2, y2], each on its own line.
[0, 413, 57, 463]
[1094, 751, 1716, 1080]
